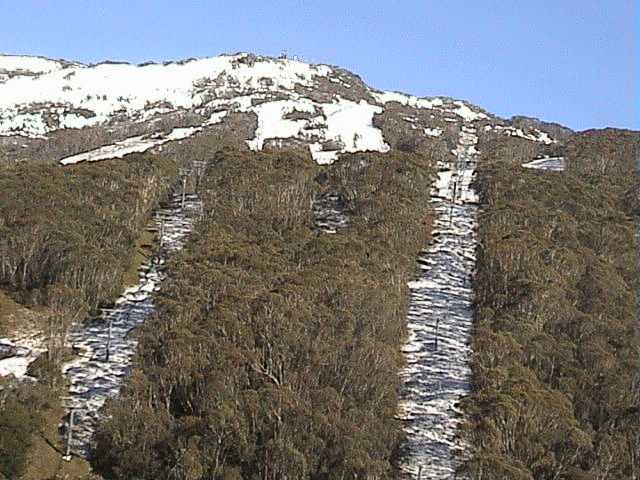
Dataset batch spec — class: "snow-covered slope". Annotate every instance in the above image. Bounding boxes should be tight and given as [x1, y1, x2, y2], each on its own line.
[0, 53, 557, 164]
[0, 54, 74, 83]
[400, 125, 479, 478]
[522, 156, 566, 171]
[61, 192, 201, 456]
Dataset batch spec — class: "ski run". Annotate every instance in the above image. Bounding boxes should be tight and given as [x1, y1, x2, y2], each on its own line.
[60, 192, 202, 457]
[399, 125, 479, 479]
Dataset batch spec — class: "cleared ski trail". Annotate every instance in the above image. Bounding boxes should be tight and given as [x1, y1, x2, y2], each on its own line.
[313, 191, 349, 233]
[399, 125, 479, 478]
[61, 192, 201, 457]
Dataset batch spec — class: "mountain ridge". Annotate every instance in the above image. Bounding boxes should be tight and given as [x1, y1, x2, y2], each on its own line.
[0, 52, 562, 165]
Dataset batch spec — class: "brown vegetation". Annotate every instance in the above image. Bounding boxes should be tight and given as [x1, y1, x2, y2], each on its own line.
[0, 155, 176, 312]
[462, 130, 640, 479]
[0, 155, 177, 478]
[91, 148, 434, 479]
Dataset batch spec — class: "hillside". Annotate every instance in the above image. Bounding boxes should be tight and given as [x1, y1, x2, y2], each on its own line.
[0, 52, 557, 167]
[0, 52, 637, 480]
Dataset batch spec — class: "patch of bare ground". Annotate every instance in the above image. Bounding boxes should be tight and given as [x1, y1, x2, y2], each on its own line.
[20, 404, 101, 480]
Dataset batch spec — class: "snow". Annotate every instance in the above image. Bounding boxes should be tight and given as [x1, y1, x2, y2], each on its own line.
[57, 93, 388, 166]
[535, 130, 554, 144]
[399, 125, 479, 479]
[313, 192, 349, 233]
[424, 127, 443, 137]
[245, 99, 316, 150]
[0, 54, 69, 74]
[61, 192, 201, 457]
[0, 355, 31, 377]
[1, 52, 560, 173]
[0, 53, 333, 137]
[59, 113, 95, 129]
[485, 124, 555, 144]
[372, 91, 488, 122]
[450, 101, 488, 122]
[522, 156, 565, 171]
[308, 143, 340, 165]
[60, 126, 201, 165]
[319, 100, 389, 154]
[0, 333, 45, 379]
[372, 91, 444, 110]
[205, 110, 228, 125]
[240, 96, 388, 164]
[0, 51, 392, 165]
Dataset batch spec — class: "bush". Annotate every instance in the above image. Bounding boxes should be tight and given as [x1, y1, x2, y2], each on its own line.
[462, 130, 640, 479]
[92, 148, 435, 479]
[0, 382, 50, 478]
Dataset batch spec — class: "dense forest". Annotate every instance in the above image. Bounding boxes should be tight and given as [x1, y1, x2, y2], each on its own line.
[0, 126, 636, 480]
[0, 155, 177, 478]
[0, 156, 176, 309]
[462, 131, 640, 479]
[0, 156, 178, 379]
[0, 381, 52, 479]
[91, 148, 435, 479]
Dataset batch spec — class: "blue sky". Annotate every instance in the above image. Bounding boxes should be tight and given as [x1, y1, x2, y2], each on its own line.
[1, 0, 637, 131]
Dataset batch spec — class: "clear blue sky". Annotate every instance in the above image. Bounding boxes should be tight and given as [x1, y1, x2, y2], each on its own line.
[1, 0, 637, 131]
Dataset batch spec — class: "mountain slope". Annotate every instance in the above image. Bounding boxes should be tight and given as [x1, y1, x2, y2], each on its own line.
[0, 53, 557, 165]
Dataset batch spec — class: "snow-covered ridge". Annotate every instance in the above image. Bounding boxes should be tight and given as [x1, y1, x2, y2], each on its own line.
[0, 54, 73, 75]
[0, 53, 331, 137]
[1, 52, 557, 165]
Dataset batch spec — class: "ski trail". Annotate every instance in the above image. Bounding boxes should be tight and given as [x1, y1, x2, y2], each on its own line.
[314, 191, 349, 233]
[399, 124, 479, 478]
[60, 192, 202, 457]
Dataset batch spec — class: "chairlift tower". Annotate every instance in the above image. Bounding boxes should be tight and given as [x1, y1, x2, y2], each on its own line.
[178, 167, 191, 209]
[64, 408, 75, 460]
[192, 160, 206, 193]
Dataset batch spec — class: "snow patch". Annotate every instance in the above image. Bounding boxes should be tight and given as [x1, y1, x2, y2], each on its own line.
[485, 124, 555, 144]
[373, 91, 444, 110]
[450, 101, 488, 122]
[319, 99, 389, 155]
[60, 126, 201, 165]
[245, 99, 316, 150]
[424, 127, 443, 137]
[522, 156, 565, 171]
[0, 333, 45, 379]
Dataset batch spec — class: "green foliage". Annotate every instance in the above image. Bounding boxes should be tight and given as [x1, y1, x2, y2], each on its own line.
[92, 148, 435, 479]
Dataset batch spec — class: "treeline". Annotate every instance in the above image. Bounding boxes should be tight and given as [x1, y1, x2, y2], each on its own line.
[462, 131, 640, 479]
[566, 128, 639, 177]
[92, 148, 434, 479]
